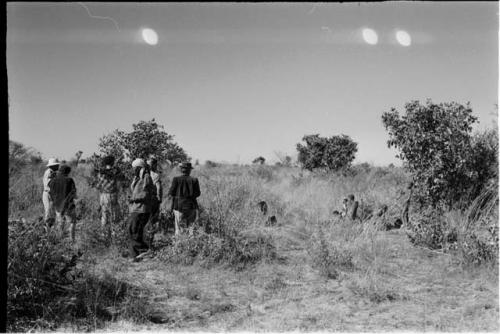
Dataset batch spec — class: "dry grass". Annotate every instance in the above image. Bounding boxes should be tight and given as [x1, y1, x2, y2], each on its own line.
[8, 162, 499, 332]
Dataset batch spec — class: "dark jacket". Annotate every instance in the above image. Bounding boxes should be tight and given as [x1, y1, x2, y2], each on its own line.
[168, 175, 201, 212]
[48, 173, 76, 214]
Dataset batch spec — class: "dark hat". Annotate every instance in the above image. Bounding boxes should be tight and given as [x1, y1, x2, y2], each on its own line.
[179, 162, 193, 170]
[59, 164, 71, 175]
[102, 155, 115, 166]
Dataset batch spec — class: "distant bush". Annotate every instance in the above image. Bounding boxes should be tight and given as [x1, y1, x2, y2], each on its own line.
[296, 134, 358, 172]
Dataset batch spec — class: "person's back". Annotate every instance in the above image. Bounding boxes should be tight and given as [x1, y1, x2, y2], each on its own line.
[48, 165, 77, 241]
[169, 174, 201, 212]
[168, 162, 200, 235]
[49, 170, 76, 214]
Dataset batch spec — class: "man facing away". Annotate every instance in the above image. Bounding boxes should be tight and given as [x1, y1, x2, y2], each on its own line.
[48, 164, 77, 242]
[96, 155, 123, 242]
[43, 158, 60, 226]
[127, 158, 155, 260]
[168, 162, 201, 235]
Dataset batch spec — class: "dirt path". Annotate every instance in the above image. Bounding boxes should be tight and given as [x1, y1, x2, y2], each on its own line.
[94, 229, 499, 332]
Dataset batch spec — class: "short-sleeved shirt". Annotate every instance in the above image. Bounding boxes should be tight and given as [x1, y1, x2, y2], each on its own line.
[168, 175, 201, 212]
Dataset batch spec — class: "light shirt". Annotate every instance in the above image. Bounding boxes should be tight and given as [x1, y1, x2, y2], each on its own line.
[43, 168, 56, 191]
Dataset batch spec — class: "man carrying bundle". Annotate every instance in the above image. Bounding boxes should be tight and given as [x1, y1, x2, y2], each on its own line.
[126, 158, 155, 260]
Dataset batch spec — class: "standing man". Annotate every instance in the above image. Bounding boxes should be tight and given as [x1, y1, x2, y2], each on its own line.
[146, 157, 163, 243]
[168, 162, 201, 235]
[48, 165, 77, 242]
[43, 158, 60, 226]
[96, 155, 122, 242]
[127, 158, 155, 260]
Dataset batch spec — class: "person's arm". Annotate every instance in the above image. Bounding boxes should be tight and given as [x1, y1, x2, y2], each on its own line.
[193, 178, 201, 198]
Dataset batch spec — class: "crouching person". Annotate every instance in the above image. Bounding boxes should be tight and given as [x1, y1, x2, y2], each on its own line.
[48, 164, 77, 242]
[127, 158, 155, 260]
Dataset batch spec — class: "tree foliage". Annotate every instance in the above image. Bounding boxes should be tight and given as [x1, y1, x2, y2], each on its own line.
[9, 140, 43, 174]
[296, 134, 358, 171]
[88, 119, 189, 187]
[382, 100, 497, 208]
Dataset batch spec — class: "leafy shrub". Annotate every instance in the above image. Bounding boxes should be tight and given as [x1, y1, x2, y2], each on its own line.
[382, 100, 496, 209]
[8, 218, 151, 331]
[307, 227, 354, 279]
[405, 208, 457, 250]
[296, 134, 358, 172]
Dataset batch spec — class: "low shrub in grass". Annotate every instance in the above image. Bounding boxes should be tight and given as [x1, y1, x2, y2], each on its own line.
[157, 227, 276, 269]
[8, 218, 152, 331]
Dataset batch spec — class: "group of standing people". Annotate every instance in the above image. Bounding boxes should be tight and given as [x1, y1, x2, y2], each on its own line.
[42, 156, 201, 261]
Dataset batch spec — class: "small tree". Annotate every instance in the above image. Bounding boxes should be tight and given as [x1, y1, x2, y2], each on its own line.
[381, 100, 486, 208]
[89, 119, 189, 186]
[252, 156, 266, 165]
[296, 134, 358, 171]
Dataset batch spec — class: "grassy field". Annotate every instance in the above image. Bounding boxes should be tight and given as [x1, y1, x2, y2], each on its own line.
[8, 162, 499, 332]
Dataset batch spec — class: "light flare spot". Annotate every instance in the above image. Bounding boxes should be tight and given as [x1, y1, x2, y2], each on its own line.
[362, 28, 378, 45]
[396, 30, 411, 46]
[142, 28, 158, 45]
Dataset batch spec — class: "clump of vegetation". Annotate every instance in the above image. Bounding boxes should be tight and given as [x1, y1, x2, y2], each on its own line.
[296, 134, 358, 172]
[307, 226, 354, 279]
[7, 219, 150, 331]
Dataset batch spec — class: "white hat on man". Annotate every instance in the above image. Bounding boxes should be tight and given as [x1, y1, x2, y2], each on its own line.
[131, 158, 146, 168]
[47, 158, 60, 167]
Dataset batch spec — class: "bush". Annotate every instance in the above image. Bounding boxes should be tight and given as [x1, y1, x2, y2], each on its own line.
[296, 134, 358, 172]
[307, 226, 354, 279]
[381, 100, 495, 209]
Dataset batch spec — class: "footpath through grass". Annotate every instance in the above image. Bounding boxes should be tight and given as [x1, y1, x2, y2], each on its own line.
[68, 226, 498, 332]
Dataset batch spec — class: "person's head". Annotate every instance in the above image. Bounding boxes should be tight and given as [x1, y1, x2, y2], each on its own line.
[102, 155, 115, 169]
[131, 158, 146, 175]
[47, 158, 60, 171]
[59, 164, 71, 176]
[179, 162, 193, 175]
[348, 194, 355, 202]
[147, 157, 158, 171]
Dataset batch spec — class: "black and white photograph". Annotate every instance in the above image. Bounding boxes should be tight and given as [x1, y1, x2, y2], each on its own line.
[6, 2, 499, 332]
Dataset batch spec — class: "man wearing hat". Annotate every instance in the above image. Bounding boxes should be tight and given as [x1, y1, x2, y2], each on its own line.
[43, 158, 60, 225]
[48, 164, 77, 242]
[167, 162, 201, 235]
[127, 158, 155, 259]
[96, 155, 123, 242]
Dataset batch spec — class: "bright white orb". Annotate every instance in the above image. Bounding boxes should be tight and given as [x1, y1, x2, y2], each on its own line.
[396, 30, 411, 46]
[142, 28, 158, 45]
[362, 28, 378, 45]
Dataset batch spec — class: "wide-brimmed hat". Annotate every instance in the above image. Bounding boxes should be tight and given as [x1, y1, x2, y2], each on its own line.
[132, 158, 146, 168]
[47, 158, 60, 167]
[179, 162, 193, 170]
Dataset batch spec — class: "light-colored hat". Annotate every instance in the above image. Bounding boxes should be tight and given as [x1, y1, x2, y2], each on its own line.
[47, 158, 60, 167]
[132, 158, 146, 168]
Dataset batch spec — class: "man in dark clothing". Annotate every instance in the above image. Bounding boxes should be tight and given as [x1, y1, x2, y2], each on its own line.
[48, 165, 77, 242]
[168, 162, 201, 235]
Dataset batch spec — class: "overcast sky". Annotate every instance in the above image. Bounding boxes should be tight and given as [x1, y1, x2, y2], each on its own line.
[7, 2, 499, 165]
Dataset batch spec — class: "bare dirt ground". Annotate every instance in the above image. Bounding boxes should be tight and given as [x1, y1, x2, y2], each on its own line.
[81, 226, 500, 332]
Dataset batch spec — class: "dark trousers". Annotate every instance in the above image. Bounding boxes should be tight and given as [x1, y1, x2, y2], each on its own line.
[128, 212, 150, 257]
